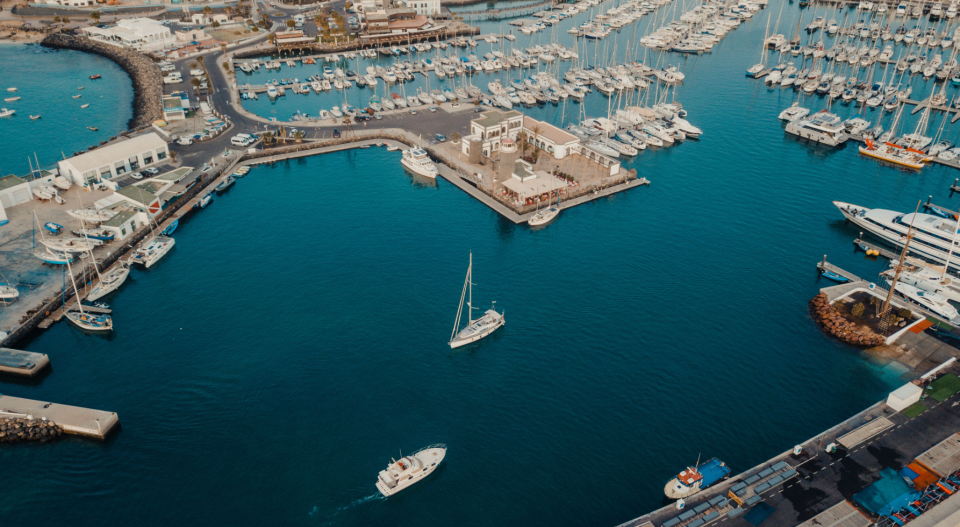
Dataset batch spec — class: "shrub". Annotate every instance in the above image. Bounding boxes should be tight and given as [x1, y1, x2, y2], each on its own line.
[897, 308, 913, 319]
[852, 302, 865, 317]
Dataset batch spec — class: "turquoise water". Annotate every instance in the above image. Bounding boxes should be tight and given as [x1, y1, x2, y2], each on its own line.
[1, 3, 957, 527]
[0, 44, 133, 176]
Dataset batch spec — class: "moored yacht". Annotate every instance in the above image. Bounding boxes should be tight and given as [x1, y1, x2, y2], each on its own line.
[132, 236, 174, 268]
[376, 444, 447, 497]
[784, 111, 848, 146]
[400, 148, 439, 178]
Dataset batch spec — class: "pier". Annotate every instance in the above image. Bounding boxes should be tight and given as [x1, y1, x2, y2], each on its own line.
[0, 394, 118, 440]
[617, 360, 960, 527]
[817, 257, 862, 282]
[0, 348, 49, 377]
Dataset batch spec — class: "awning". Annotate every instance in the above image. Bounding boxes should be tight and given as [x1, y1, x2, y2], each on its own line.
[501, 171, 566, 199]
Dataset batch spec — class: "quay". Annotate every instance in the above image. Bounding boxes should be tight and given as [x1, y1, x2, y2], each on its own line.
[817, 257, 862, 282]
[0, 348, 49, 378]
[616, 359, 960, 527]
[0, 394, 118, 440]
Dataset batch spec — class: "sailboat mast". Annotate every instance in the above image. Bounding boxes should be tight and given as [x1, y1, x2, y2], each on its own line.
[468, 252, 473, 324]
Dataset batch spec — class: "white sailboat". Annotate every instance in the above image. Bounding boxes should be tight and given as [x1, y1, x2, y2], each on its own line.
[85, 261, 130, 301]
[529, 191, 561, 227]
[449, 253, 504, 349]
[64, 258, 113, 332]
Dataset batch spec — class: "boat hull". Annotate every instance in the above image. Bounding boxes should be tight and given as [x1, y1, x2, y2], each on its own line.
[449, 310, 504, 348]
[400, 157, 438, 179]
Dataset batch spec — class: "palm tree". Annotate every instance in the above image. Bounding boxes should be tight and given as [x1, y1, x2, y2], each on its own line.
[89, 11, 100, 22]
[191, 77, 201, 90]
[451, 132, 460, 144]
[517, 131, 530, 157]
[293, 130, 304, 143]
[529, 126, 542, 161]
[203, 5, 212, 15]
[190, 62, 199, 70]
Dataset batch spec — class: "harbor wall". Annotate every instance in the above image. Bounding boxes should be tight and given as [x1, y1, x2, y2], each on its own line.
[40, 33, 163, 130]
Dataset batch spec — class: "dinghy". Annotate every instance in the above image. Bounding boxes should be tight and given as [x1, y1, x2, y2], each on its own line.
[44, 222, 63, 235]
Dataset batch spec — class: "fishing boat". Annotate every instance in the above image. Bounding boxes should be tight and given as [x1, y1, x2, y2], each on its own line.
[89, 74, 101, 80]
[86, 261, 130, 302]
[29, 115, 40, 120]
[198, 193, 213, 208]
[376, 444, 447, 497]
[214, 175, 235, 193]
[131, 236, 175, 268]
[80, 104, 89, 109]
[0, 108, 15, 118]
[820, 268, 850, 282]
[161, 219, 178, 236]
[44, 222, 63, 235]
[0, 283, 19, 305]
[4, 96, 20, 102]
[449, 253, 504, 348]
[400, 148, 439, 178]
[664, 458, 731, 499]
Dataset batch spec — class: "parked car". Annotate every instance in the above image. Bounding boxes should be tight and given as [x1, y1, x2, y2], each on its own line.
[333, 128, 341, 138]
[409, 109, 417, 115]
[435, 133, 446, 142]
[429, 107, 437, 112]
[143, 167, 160, 175]
[177, 137, 194, 146]
[130, 172, 143, 180]
[374, 114, 382, 120]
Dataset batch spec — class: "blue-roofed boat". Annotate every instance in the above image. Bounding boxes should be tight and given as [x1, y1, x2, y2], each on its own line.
[665, 458, 731, 499]
[162, 219, 178, 236]
[71, 228, 115, 241]
[820, 269, 851, 283]
[44, 222, 63, 235]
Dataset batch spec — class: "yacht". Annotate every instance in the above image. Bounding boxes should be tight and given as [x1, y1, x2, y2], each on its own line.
[888, 281, 959, 322]
[449, 253, 504, 349]
[778, 102, 810, 121]
[0, 283, 19, 305]
[0, 108, 14, 118]
[882, 264, 960, 302]
[132, 236, 175, 268]
[835, 202, 960, 271]
[400, 148, 438, 179]
[784, 111, 848, 146]
[66, 307, 113, 332]
[858, 138, 931, 170]
[376, 444, 447, 497]
[529, 201, 560, 227]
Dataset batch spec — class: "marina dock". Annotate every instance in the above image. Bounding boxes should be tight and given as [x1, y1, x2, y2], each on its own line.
[0, 348, 49, 377]
[817, 258, 862, 282]
[0, 394, 118, 440]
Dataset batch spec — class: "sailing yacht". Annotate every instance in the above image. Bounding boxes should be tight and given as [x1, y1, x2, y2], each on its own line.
[86, 262, 130, 301]
[132, 236, 174, 268]
[64, 259, 113, 332]
[529, 191, 561, 227]
[449, 253, 504, 349]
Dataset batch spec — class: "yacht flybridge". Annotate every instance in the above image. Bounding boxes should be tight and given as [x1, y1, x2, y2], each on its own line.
[835, 202, 960, 271]
[449, 253, 504, 348]
[376, 444, 446, 497]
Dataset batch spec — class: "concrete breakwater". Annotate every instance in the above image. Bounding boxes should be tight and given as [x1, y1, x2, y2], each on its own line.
[0, 417, 64, 444]
[40, 33, 162, 130]
[809, 292, 886, 347]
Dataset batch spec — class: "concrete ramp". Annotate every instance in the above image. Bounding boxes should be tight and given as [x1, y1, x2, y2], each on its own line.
[837, 417, 895, 448]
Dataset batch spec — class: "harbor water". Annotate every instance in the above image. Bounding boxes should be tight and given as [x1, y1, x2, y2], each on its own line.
[0, 43, 133, 175]
[1, 2, 959, 526]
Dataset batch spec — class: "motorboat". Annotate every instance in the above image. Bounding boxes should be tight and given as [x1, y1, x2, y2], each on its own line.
[883, 264, 960, 303]
[449, 253, 504, 349]
[131, 236, 175, 268]
[0, 283, 18, 305]
[400, 148, 438, 179]
[888, 281, 959, 322]
[215, 175, 235, 193]
[778, 102, 810, 122]
[44, 222, 63, 235]
[0, 108, 14, 118]
[784, 111, 848, 146]
[376, 444, 446, 497]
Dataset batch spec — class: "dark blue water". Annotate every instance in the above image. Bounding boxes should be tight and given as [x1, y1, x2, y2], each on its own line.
[1, 3, 956, 526]
[0, 43, 133, 175]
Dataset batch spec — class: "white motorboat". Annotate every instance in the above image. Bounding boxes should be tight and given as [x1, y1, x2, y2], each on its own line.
[883, 264, 960, 303]
[778, 102, 810, 121]
[888, 281, 960, 322]
[400, 148, 438, 179]
[376, 444, 446, 497]
[132, 236, 175, 268]
[585, 140, 620, 157]
[0, 108, 15, 118]
[53, 176, 72, 191]
[449, 253, 504, 349]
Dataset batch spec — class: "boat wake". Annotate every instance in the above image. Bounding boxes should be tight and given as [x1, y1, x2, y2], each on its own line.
[308, 493, 385, 523]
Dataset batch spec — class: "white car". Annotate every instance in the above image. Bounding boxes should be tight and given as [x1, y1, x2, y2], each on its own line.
[177, 137, 194, 146]
[130, 172, 143, 180]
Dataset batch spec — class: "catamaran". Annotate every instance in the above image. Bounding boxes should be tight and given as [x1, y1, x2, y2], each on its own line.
[132, 236, 174, 268]
[376, 444, 447, 497]
[449, 253, 504, 349]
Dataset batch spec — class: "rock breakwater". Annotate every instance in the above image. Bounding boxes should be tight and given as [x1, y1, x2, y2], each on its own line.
[0, 417, 64, 444]
[809, 293, 887, 347]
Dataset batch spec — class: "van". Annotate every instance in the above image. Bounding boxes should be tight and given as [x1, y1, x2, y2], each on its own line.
[189, 69, 204, 76]
[163, 76, 183, 85]
[236, 133, 257, 143]
[177, 137, 194, 146]
[230, 136, 251, 147]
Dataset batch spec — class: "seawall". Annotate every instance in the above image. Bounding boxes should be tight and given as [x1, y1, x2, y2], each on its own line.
[40, 33, 163, 130]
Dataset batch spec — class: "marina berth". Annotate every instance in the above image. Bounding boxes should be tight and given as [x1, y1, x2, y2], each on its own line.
[400, 148, 439, 178]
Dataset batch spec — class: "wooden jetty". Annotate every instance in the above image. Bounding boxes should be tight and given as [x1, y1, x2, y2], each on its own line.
[817, 257, 862, 282]
[0, 348, 49, 377]
[854, 237, 901, 260]
[0, 394, 118, 440]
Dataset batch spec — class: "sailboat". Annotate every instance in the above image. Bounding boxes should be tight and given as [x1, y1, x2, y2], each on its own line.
[529, 190, 561, 227]
[64, 258, 113, 332]
[449, 253, 504, 349]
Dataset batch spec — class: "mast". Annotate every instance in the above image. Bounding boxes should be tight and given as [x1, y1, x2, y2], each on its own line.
[468, 252, 473, 324]
[879, 201, 922, 333]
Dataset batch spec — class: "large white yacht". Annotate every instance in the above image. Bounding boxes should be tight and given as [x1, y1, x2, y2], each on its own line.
[376, 444, 446, 497]
[785, 111, 848, 146]
[400, 148, 439, 179]
[887, 281, 960, 322]
[835, 202, 960, 271]
[132, 236, 175, 268]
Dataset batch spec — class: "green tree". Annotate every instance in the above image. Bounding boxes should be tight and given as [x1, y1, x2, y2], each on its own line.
[530, 125, 543, 161]
[286, 19, 295, 28]
[203, 5, 212, 15]
[262, 131, 274, 144]
[293, 130, 304, 142]
[190, 61, 199, 69]
[450, 132, 460, 143]
[170, 151, 177, 162]
[212, 21, 220, 28]
[90, 11, 101, 22]
[517, 131, 529, 157]
[852, 302, 865, 317]
[191, 77, 201, 90]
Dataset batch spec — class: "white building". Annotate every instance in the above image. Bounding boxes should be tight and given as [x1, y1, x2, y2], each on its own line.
[44, 0, 94, 6]
[521, 116, 581, 160]
[81, 18, 176, 52]
[58, 133, 170, 187]
[460, 110, 524, 158]
[400, 0, 440, 16]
